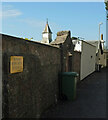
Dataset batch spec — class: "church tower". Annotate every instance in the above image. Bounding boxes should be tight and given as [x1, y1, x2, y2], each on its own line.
[42, 19, 52, 44]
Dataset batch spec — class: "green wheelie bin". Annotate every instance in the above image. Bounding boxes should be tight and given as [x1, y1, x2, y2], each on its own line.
[61, 72, 78, 101]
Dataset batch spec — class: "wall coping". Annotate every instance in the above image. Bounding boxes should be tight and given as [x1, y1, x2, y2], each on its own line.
[1, 33, 60, 50]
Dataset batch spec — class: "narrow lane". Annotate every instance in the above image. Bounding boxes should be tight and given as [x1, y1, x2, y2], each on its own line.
[41, 68, 107, 118]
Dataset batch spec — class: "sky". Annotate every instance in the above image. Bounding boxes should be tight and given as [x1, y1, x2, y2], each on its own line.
[1, 2, 107, 43]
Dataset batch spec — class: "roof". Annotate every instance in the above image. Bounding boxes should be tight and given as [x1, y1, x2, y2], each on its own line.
[85, 40, 99, 47]
[50, 34, 68, 45]
[42, 23, 52, 34]
[85, 40, 101, 53]
[72, 39, 96, 47]
[86, 40, 99, 43]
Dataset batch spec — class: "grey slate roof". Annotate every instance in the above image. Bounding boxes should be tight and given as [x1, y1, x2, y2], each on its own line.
[42, 23, 52, 34]
[86, 40, 99, 53]
[86, 40, 99, 47]
[50, 34, 68, 45]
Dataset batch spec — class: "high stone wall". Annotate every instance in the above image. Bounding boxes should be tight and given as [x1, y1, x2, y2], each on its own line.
[2, 34, 61, 118]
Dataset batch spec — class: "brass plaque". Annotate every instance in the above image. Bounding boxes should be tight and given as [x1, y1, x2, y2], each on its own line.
[10, 56, 23, 73]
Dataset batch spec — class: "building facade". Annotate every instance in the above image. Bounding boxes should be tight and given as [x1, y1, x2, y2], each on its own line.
[87, 39, 107, 68]
[72, 39, 96, 80]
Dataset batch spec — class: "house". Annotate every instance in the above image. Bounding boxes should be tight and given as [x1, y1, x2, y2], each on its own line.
[86, 39, 107, 68]
[104, 49, 108, 67]
[50, 31, 74, 72]
[72, 39, 96, 81]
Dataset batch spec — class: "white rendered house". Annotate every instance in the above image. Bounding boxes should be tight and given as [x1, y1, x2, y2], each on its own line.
[72, 39, 96, 80]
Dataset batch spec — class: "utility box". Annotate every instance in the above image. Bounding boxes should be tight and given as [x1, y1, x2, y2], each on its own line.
[61, 72, 78, 100]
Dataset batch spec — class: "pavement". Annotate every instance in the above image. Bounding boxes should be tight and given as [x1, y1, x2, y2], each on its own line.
[41, 68, 107, 118]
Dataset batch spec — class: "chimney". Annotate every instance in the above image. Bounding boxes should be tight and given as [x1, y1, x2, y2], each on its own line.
[57, 31, 71, 37]
[101, 34, 103, 40]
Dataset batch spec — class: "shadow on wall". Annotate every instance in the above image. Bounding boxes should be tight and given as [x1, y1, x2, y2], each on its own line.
[2, 52, 43, 118]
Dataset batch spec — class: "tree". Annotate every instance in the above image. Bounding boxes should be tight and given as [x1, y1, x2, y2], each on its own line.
[72, 37, 78, 40]
[105, 0, 108, 20]
[105, 0, 108, 10]
[105, 0, 108, 50]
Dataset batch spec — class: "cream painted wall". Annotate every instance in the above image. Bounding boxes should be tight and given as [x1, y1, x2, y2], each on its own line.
[42, 33, 49, 44]
[43, 33, 48, 39]
[80, 41, 96, 80]
[99, 51, 107, 67]
[42, 33, 52, 44]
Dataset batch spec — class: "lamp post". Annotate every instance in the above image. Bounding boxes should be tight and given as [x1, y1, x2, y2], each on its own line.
[99, 22, 103, 49]
[97, 22, 103, 71]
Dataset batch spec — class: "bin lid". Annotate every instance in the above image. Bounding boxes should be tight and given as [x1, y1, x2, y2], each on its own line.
[62, 72, 79, 77]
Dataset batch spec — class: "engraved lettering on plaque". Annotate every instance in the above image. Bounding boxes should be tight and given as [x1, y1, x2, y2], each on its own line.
[10, 56, 23, 73]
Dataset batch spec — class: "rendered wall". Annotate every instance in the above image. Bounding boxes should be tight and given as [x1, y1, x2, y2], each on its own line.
[80, 41, 96, 80]
[72, 51, 81, 82]
[2, 34, 61, 118]
[98, 50, 107, 67]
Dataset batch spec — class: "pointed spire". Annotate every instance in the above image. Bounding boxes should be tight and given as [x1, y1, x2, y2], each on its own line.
[42, 19, 52, 34]
[47, 18, 48, 24]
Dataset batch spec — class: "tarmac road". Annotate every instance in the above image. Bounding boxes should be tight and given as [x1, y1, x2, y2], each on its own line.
[41, 67, 107, 118]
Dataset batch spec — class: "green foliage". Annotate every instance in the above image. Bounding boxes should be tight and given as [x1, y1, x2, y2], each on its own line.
[105, 1, 108, 10]
[21, 37, 33, 41]
[104, 1, 108, 20]
[72, 37, 78, 40]
[25, 38, 29, 40]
